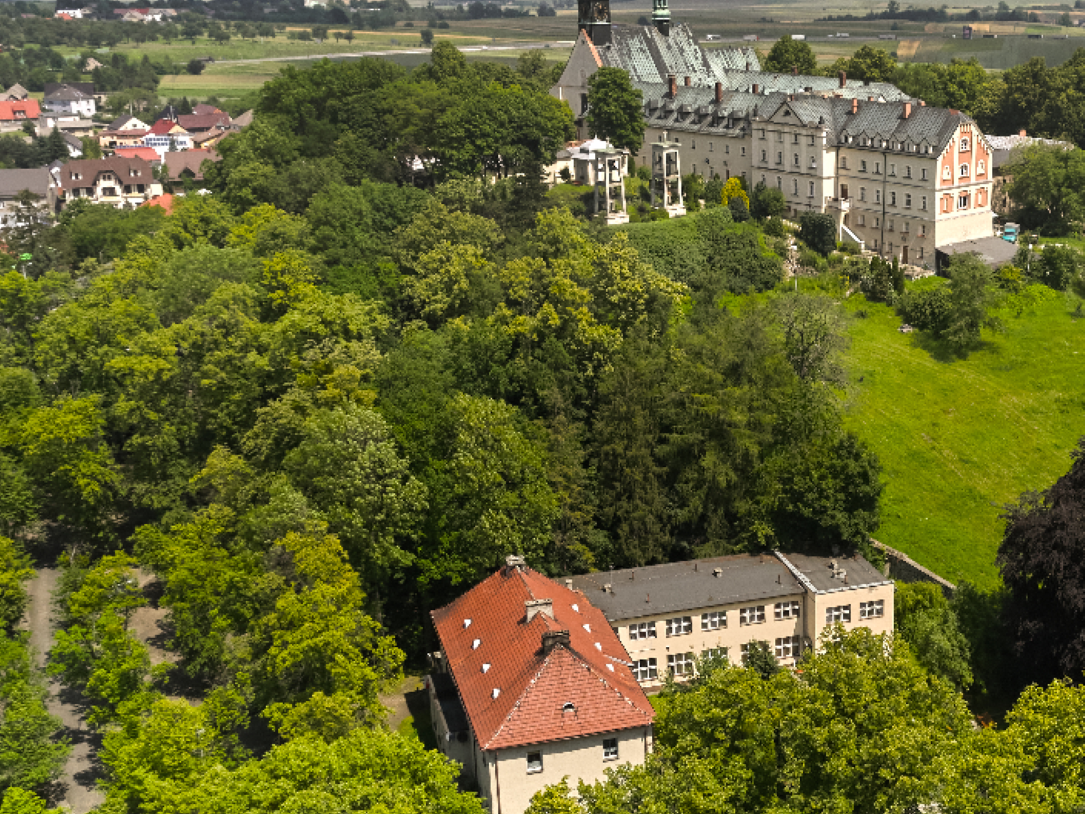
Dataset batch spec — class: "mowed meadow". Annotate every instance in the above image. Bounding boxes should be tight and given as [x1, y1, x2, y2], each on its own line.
[842, 289, 1085, 586]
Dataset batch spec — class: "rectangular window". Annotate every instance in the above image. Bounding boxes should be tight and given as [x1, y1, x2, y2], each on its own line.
[859, 187, 866, 201]
[875, 162, 881, 174]
[890, 191, 896, 206]
[874, 217, 880, 228]
[776, 152, 782, 164]
[861, 160, 867, 172]
[666, 616, 692, 637]
[921, 196, 928, 211]
[633, 658, 658, 682]
[921, 168, 928, 180]
[918, 247, 924, 260]
[826, 605, 852, 624]
[841, 156, 848, 169]
[860, 599, 885, 619]
[709, 142, 713, 152]
[775, 635, 801, 659]
[740, 606, 766, 626]
[691, 140, 696, 149]
[889, 163, 896, 176]
[793, 153, 800, 166]
[775, 601, 800, 620]
[701, 611, 726, 631]
[667, 652, 695, 676]
[725, 144, 729, 154]
[808, 181, 815, 197]
[888, 220, 894, 232]
[858, 214, 865, 226]
[959, 194, 969, 209]
[603, 738, 618, 760]
[793, 133, 799, 144]
[629, 622, 656, 640]
[905, 165, 912, 178]
[901, 221, 909, 232]
[875, 189, 881, 204]
[905, 193, 912, 208]
[761, 150, 767, 162]
[703, 646, 728, 661]
[741, 146, 746, 156]
[740, 641, 767, 663]
[759, 129, 766, 139]
[527, 752, 543, 774]
[809, 135, 815, 146]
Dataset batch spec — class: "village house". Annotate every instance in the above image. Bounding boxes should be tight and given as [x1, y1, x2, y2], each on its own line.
[429, 556, 655, 814]
[0, 168, 58, 228]
[551, 1, 997, 266]
[99, 115, 150, 152]
[162, 149, 220, 190]
[42, 83, 96, 120]
[0, 100, 40, 133]
[54, 156, 161, 208]
[0, 84, 28, 102]
[143, 120, 192, 158]
[567, 551, 895, 689]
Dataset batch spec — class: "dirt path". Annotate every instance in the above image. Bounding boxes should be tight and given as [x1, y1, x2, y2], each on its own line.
[24, 568, 105, 814]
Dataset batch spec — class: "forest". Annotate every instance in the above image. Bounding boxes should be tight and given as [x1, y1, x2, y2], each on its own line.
[1, 45, 1085, 813]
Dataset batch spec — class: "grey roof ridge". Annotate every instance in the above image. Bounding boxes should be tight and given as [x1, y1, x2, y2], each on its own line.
[773, 551, 820, 594]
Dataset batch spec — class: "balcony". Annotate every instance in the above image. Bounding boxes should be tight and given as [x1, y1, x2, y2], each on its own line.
[827, 196, 851, 212]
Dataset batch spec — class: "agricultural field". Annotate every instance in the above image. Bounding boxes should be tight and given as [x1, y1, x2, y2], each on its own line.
[841, 287, 1085, 587]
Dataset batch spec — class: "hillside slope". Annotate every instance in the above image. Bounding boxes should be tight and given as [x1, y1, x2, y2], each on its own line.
[843, 292, 1085, 586]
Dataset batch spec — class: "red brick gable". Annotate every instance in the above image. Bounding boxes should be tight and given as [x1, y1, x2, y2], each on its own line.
[432, 563, 653, 751]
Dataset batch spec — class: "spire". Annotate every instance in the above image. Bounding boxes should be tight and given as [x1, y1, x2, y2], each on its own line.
[652, 0, 670, 35]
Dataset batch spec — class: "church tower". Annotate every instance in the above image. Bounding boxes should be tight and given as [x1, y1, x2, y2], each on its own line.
[652, 0, 670, 35]
[578, 0, 611, 45]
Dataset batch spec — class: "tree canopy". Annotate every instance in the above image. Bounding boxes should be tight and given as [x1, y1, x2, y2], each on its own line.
[585, 67, 646, 155]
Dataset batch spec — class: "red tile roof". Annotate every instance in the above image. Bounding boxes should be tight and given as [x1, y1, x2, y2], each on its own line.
[432, 562, 654, 751]
[115, 146, 160, 163]
[142, 193, 174, 215]
[0, 100, 40, 121]
[147, 119, 186, 135]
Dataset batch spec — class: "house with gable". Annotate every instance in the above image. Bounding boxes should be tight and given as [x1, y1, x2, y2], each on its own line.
[55, 156, 161, 208]
[42, 83, 96, 119]
[429, 555, 655, 814]
[143, 119, 192, 158]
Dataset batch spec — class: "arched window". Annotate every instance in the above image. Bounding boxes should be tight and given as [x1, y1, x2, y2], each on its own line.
[959, 164, 970, 177]
[977, 159, 986, 174]
[942, 166, 951, 180]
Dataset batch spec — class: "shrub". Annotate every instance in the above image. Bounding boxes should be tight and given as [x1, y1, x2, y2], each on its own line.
[799, 212, 836, 256]
[763, 217, 786, 237]
[897, 285, 952, 332]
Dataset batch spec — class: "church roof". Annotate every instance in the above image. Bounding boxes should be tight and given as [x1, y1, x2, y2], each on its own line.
[594, 23, 758, 86]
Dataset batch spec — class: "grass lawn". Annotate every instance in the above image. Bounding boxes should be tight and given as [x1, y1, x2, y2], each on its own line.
[842, 289, 1085, 587]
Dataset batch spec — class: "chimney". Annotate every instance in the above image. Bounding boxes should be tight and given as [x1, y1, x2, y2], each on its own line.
[542, 630, 570, 654]
[504, 554, 525, 572]
[792, 64, 798, 75]
[920, 100, 926, 106]
[1019, 128, 1027, 137]
[903, 101, 912, 119]
[851, 98, 858, 114]
[839, 70, 847, 88]
[525, 598, 554, 623]
[684, 75, 691, 87]
[715, 81, 723, 103]
[668, 74, 677, 98]
[753, 83, 760, 95]
[869, 96, 876, 102]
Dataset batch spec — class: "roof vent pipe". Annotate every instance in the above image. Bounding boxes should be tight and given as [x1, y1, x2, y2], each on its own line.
[668, 74, 677, 98]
